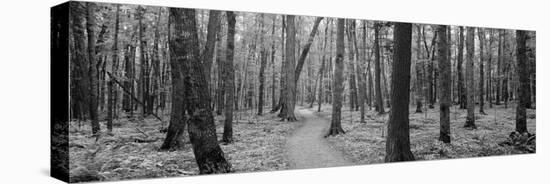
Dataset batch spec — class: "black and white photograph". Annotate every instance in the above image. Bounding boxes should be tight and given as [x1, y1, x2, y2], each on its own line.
[47, 1, 540, 183]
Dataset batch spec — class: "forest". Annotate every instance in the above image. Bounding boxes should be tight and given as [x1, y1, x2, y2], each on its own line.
[64, 2, 536, 182]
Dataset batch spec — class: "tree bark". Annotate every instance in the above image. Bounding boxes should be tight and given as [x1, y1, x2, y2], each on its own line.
[223, 11, 237, 143]
[326, 18, 346, 136]
[258, 15, 267, 115]
[457, 26, 466, 108]
[281, 15, 298, 121]
[374, 22, 385, 114]
[169, 8, 231, 173]
[515, 30, 529, 133]
[107, 4, 120, 133]
[317, 20, 330, 112]
[437, 25, 451, 143]
[414, 25, 423, 113]
[478, 28, 487, 114]
[464, 27, 477, 129]
[203, 10, 221, 85]
[385, 23, 415, 162]
[86, 2, 100, 134]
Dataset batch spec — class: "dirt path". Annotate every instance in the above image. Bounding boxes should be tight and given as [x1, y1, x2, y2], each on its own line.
[286, 107, 352, 169]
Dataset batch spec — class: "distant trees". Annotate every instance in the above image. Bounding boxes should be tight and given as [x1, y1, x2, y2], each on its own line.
[385, 22, 414, 162]
[326, 18, 346, 136]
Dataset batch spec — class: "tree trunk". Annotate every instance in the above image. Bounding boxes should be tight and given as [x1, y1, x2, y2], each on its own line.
[281, 15, 298, 121]
[464, 27, 477, 129]
[385, 23, 415, 162]
[352, 20, 366, 122]
[346, 20, 358, 111]
[86, 2, 100, 134]
[326, 18, 346, 136]
[437, 25, 451, 143]
[258, 15, 267, 115]
[457, 26, 466, 108]
[515, 30, 529, 133]
[203, 10, 221, 85]
[478, 28, 487, 114]
[496, 30, 503, 105]
[374, 22, 385, 114]
[223, 11, 237, 143]
[169, 8, 231, 173]
[415, 25, 423, 113]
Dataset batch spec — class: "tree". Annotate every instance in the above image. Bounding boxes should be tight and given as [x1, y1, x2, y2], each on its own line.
[457, 26, 466, 108]
[346, 20, 358, 111]
[373, 22, 385, 114]
[317, 19, 330, 112]
[464, 27, 477, 129]
[356, 20, 367, 123]
[437, 25, 451, 143]
[202, 10, 221, 84]
[86, 2, 100, 135]
[168, 8, 231, 173]
[258, 15, 267, 115]
[326, 18, 346, 136]
[385, 22, 415, 162]
[414, 25, 424, 113]
[478, 28, 487, 115]
[281, 15, 298, 121]
[515, 30, 529, 133]
[107, 4, 121, 133]
[223, 11, 236, 143]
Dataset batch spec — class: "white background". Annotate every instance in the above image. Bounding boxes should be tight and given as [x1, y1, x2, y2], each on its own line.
[0, 0, 547, 183]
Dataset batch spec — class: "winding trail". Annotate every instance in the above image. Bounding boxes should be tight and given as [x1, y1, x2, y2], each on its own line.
[286, 107, 352, 169]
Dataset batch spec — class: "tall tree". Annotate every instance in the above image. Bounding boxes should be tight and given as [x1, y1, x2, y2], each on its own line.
[464, 27, 477, 129]
[258, 15, 267, 115]
[373, 22, 385, 114]
[107, 4, 121, 133]
[356, 20, 367, 123]
[318, 19, 330, 112]
[478, 28, 487, 115]
[385, 22, 414, 162]
[496, 30, 503, 105]
[326, 18, 346, 136]
[437, 25, 451, 143]
[414, 25, 423, 113]
[169, 8, 231, 173]
[223, 11, 237, 143]
[202, 10, 221, 84]
[294, 17, 324, 83]
[281, 15, 298, 121]
[515, 30, 529, 133]
[86, 2, 100, 134]
[457, 26, 466, 109]
[346, 20, 358, 111]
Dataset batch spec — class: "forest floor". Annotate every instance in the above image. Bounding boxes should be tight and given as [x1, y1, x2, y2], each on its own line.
[286, 107, 352, 169]
[67, 103, 535, 182]
[68, 108, 297, 182]
[315, 103, 536, 165]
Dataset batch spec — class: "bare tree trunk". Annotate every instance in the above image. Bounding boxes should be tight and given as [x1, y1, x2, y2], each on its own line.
[478, 28, 487, 114]
[107, 5, 120, 134]
[374, 22, 385, 114]
[346, 20, 358, 111]
[496, 29, 503, 105]
[86, 2, 100, 134]
[437, 25, 451, 143]
[282, 15, 298, 121]
[457, 26, 466, 108]
[203, 10, 221, 94]
[223, 11, 237, 143]
[169, 8, 231, 173]
[385, 23, 414, 162]
[270, 16, 277, 111]
[464, 27, 477, 129]
[317, 19, 330, 112]
[515, 30, 529, 133]
[326, 18, 346, 136]
[258, 15, 267, 115]
[414, 25, 423, 113]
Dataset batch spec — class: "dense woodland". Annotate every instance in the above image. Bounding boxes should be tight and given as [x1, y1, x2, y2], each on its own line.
[66, 2, 536, 182]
